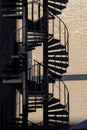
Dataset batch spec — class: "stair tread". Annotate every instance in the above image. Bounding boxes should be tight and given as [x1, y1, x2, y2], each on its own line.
[3, 13, 22, 19]
[28, 105, 42, 109]
[48, 6, 61, 15]
[48, 116, 69, 122]
[48, 2, 66, 10]
[28, 33, 53, 38]
[48, 65, 66, 74]
[28, 101, 43, 105]
[48, 69, 62, 79]
[28, 92, 47, 97]
[5, 0, 22, 3]
[2, 3, 22, 8]
[28, 33, 46, 36]
[27, 47, 35, 51]
[48, 103, 65, 110]
[48, 44, 65, 51]
[48, 110, 69, 115]
[27, 40, 43, 44]
[48, 98, 60, 105]
[27, 43, 41, 48]
[49, 0, 68, 4]
[48, 120, 69, 126]
[2, 74, 20, 79]
[28, 34, 53, 41]
[2, 9, 22, 13]
[48, 50, 68, 55]
[48, 61, 68, 68]
[28, 109, 36, 112]
[48, 38, 60, 46]
[48, 56, 68, 62]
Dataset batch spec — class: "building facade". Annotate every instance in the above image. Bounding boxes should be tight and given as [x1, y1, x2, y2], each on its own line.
[61, 0, 87, 126]
[0, 0, 87, 129]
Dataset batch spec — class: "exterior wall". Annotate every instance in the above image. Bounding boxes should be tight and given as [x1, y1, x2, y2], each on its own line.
[0, 0, 87, 127]
[32, 0, 87, 126]
[59, 0, 87, 126]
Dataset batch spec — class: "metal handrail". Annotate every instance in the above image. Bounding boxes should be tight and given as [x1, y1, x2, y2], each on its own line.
[28, 60, 69, 109]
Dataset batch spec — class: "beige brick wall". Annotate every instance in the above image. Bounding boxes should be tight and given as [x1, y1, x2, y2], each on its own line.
[60, 0, 87, 74]
[60, 0, 87, 125]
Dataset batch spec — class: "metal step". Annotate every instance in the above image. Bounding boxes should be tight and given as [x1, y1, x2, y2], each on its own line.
[48, 110, 69, 115]
[28, 92, 53, 98]
[48, 65, 66, 74]
[28, 33, 53, 39]
[48, 116, 69, 122]
[48, 98, 60, 105]
[6, 0, 22, 3]
[2, 9, 22, 14]
[28, 101, 43, 105]
[3, 14, 22, 19]
[27, 37, 53, 42]
[48, 61, 68, 68]
[28, 38, 43, 43]
[48, 38, 60, 46]
[2, 74, 20, 80]
[2, 3, 22, 8]
[48, 120, 69, 127]
[48, 103, 65, 110]
[27, 40, 43, 44]
[27, 47, 35, 51]
[48, 44, 65, 51]
[49, 0, 68, 4]
[27, 109, 36, 113]
[48, 7, 61, 15]
[48, 69, 62, 79]
[48, 2, 66, 10]
[28, 91, 46, 97]
[28, 105, 42, 109]
[48, 56, 68, 62]
[48, 50, 68, 55]
[27, 43, 41, 49]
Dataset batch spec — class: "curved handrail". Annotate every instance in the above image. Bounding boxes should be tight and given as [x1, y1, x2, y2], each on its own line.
[33, 0, 69, 48]
[60, 78, 69, 110]
[29, 60, 69, 109]
[1, 1, 69, 59]
[29, 1, 69, 67]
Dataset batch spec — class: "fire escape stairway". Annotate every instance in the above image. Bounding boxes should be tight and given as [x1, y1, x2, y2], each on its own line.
[1, 62, 69, 129]
[0, 0, 69, 130]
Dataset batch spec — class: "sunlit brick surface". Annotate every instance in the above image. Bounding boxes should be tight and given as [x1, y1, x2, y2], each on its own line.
[59, 0, 87, 125]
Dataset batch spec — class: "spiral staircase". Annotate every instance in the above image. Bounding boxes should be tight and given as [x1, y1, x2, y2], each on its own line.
[0, 0, 69, 130]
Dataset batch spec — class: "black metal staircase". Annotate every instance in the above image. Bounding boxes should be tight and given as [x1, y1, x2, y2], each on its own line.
[0, 0, 69, 130]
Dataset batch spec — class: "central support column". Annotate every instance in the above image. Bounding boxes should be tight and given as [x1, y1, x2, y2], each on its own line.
[22, 0, 28, 129]
[43, 0, 49, 127]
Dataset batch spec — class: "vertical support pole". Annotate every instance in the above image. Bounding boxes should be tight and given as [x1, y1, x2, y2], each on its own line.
[43, 0, 48, 127]
[22, 0, 28, 129]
